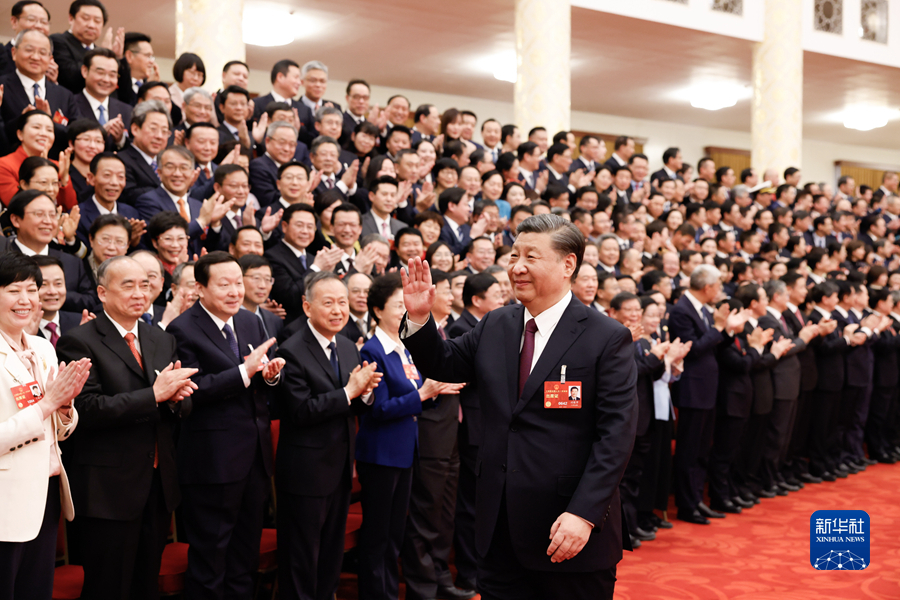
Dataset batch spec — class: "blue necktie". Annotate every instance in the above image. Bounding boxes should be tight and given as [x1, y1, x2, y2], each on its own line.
[299, 253, 307, 270]
[97, 105, 107, 125]
[150, 159, 158, 174]
[328, 341, 340, 381]
[701, 306, 712, 330]
[141, 313, 152, 325]
[33, 83, 41, 101]
[222, 323, 240, 359]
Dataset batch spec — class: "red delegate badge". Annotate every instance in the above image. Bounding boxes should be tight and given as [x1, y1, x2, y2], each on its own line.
[12, 381, 43, 409]
[403, 363, 420, 381]
[544, 381, 582, 409]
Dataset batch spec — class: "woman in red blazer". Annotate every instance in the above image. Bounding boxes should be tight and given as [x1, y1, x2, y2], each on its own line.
[0, 110, 77, 210]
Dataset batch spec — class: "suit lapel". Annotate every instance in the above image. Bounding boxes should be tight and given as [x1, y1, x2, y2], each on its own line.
[503, 306, 524, 412]
[515, 299, 587, 417]
[138, 322, 159, 385]
[5, 76, 28, 111]
[304, 326, 338, 386]
[97, 313, 146, 379]
[193, 305, 241, 365]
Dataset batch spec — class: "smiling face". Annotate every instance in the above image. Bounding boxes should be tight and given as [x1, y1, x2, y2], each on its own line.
[13, 30, 51, 80]
[90, 223, 130, 262]
[151, 226, 188, 267]
[18, 113, 54, 155]
[82, 55, 119, 100]
[88, 157, 126, 204]
[98, 259, 151, 324]
[242, 265, 273, 308]
[158, 149, 194, 196]
[38, 264, 66, 315]
[11, 195, 57, 250]
[70, 5, 104, 45]
[0, 278, 40, 338]
[305, 278, 350, 337]
[198, 261, 244, 321]
[507, 231, 576, 310]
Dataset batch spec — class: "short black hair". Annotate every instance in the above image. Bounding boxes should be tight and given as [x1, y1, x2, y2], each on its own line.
[69, 0, 106, 22]
[345, 78, 369, 94]
[238, 253, 270, 274]
[330, 203, 361, 226]
[463, 272, 499, 307]
[395, 227, 423, 246]
[218, 84, 250, 106]
[147, 211, 188, 242]
[281, 203, 316, 224]
[7, 189, 51, 219]
[385, 125, 411, 144]
[277, 161, 310, 179]
[610, 292, 640, 311]
[500, 124, 518, 144]
[663, 147, 680, 164]
[367, 272, 403, 325]
[0, 253, 42, 289]
[88, 151, 124, 174]
[13, 1, 49, 19]
[67, 118, 104, 145]
[270, 59, 299, 84]
[194, 251, 239, 287]
[31, 255, 64, 273]
[185, 121, 218, 140]
[123, 32, 151, 53]
[89, 213, 131, 239]
[546, 143, 569, 164]
[414, 104, 435, 123]
[17, 156, 55, 183]
[438, 188, 467, 214]
[172, 52, 206, 85]
[82, 47, 117, 70]
[213, 163, 247, 186]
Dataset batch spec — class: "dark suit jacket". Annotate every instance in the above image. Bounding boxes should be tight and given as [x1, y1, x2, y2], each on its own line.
[73, 92, 132, 150]
[569, 157, 597, 175]
[633, 338, 664, 437]
[0, 42, 12, 77]
[7, 240, 96, 312]
[667, 294, 726, 410]
[759, 312, 806, 401]
[56, 312, 190, 520]
[49, 31, 89, 94]
[0, 72, 81, 158]
[404, 296, 637, 572]
[744, 322, 778, 415]
[783, 308, 817, 392]
[361, 211, 404, 239]
[872, 323, 899, 388]
[252, 93, 312, 125]
[190, 162, 217, 201]
[716, 331, 757, 419]
[808, 308, 847, 392]
[167, 303, 275, 485]
[265, 240, 311, 325]
[134, 187, 215, 257]
[803, 231, 836, 249]
[241, 306, 284, 344]
[338, 316, 366, 344]
[831, 308, 870, 388]
[217, 122, 240, 146]
[439, 221, 471, 256]
[275, 322, 362, 496]
[118, 144, 161, 206]
[76, 198, 140, 246]
[650, 168, 679, 184]
[35, 311, 83, 344]
[341, 111, 364, 147]
[249, 154, 283, 208]
[447, 310, 482, 444]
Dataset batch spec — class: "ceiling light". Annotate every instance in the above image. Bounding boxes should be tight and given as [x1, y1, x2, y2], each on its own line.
[243, 7, 295, 46]
[685, 82, 750, 111]
[842, 106, 899, 131]
[473, 51, 517, 83]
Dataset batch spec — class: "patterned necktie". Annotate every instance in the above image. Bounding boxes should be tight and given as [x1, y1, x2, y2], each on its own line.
[222, 323, 240, 359]
[328, 341, 340, 381]
[299, 253, 307, 270]
[518, 318, 538, 399]
[33, 83, 41, 102]
[45, 322, 59, 347]
[780, 315, 790, 335]
[382, 221, 390, 238]
[151, 159, 158, 174]
[325, 177, 334, 189]
[234, 212, 243, 228]
[97, 105, 107, 125]
[177, 197, 191, 222]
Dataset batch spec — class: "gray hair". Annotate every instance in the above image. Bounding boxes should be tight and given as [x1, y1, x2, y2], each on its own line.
[303, 270, 346, 303]
[732, 184, 750, 199]
[310, 135, 340, 156]
[764, 279, 786, 299]
[597, 233, 619, 247]
[483, 265, 505, 276]
[689, 264, 721, 291]
[172, 261, 195, 286]
[129, 249, 164, 274]
[515, 214, 585, 283]
[266, 120, 297, 140]
[97, 256, 140, 288]
[157, 144, 195, 168]
[14, 29, 53, 53]
[360, 233, 390, 249]
[183, 87, 213, 107]
[315, 106, 342, 122]
[133, 99, 173, 130]
[301, 60, 328, 77]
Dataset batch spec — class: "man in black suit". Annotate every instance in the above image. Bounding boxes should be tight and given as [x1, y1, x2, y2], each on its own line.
[438, 188, 475, 256]
[216, 85, 253, 148]
[804, 215, 836, 250]
[238, 254, 284, 342]
[249, 120, 308, 208]
[74, 48, 132, 150]
[166, 252, 285, 600]
[545, 143, 576, 194]
[402, 215, 637, 600]
[603, 136, 633, 173]
[50, 0, 110, 95]
[340, 272, 371, 343]
[668, 265, 746, 524]
[267, 205, 328, 324]
[410, 104, 439, 147]
[32, 256, 83, 345]
[296, 60, 340, 144]
[275, 271, 380, 600]
[865, 288, 900, 462]
[251, 59, 312, 132]
[650, 147, 682, 185]
[75, 153, 141, 246]
[56, 256, 197, 600]
[341, 79, 370, 146]
[0, 30, 80, 158]
[118, 100, 168, 205]
[1, 1, 53, 77]
[115, 32, 156, 107]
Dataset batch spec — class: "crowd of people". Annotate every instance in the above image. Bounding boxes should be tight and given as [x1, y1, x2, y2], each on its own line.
[1, 0, 900, 598]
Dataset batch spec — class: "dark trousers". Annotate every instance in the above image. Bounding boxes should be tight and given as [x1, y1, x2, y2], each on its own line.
[638, 419, 673, 514]
[735, 412, 767, 495]
[759, 398, 797, 489]
[809, 389, 842, 474]
[356, 461, 413, 600]
[401, 450, 460, 599]
[673, 407, 715, 510]
[182, 451, 269, 600]
[477, 494, 616, 600]
[619, 428, 651, 534]
[707, 413, 748, 504]
[784, 389, 815, 476]
[453, 423, 479, 588]
[0, 477, 60, 600]
[77, 470, 169, 600]
[837, 386, 866, 464]
[865, 386, 897, 457]
[276, 472, 351, 600]
[846, 385, 872, 460]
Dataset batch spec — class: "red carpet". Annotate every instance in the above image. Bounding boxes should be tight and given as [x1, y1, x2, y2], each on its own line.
[616, 463, 900, 599]
[337, 464, 900, 599]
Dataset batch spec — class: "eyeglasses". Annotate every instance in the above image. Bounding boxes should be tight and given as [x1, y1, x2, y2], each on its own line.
[24, 210, 57, 220]
[280, 175, 308, 183]
[161, 163, 193, 173]
[20, 15, 50, 27]
[349, 94, 370, 101]
[95, 236, 128, 248]
[244, 275, 274, 286]
[131, 50, 155, 59]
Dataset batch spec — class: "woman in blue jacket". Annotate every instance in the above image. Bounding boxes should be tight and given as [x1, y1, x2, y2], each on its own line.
[356, 273, 461, 600]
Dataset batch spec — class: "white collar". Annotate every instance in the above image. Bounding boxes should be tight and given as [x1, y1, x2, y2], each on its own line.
[766, 306, 783, 319]
[270, 90, 291, 104]
[82, 89, 109, 113]
[198, 301, 236, 333]
[747, 316, 758, 328]
[163, 186, 190, 206]
[814, 306, 831, 319]
[281, 239, 308, 258]
[300, 95, 321, 112]
[683, 290, 706, 319]
[890, 312, 900, 322]
[265, 152, 282, 168]
[308, 321, 337, 352]
[546, 165, 563, 179]
[39, 313, 60, 331]
[663, 165, 676, 178]
[92, 195, 116, 215]
[786, 302, 800, 313]
[134, 145, 156, 165]
[14, 239, 47, 256]
[850, 307, 863, 318]
[16, 69, 46, 92]
[523, 291, 572, 340]
[106, 314, 139, 340]
[613, 153, 626, 166]
[374, 326, 406, 357]
[833, 305, 848, 318]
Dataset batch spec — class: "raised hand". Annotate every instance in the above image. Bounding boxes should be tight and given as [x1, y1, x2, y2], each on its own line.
[79, 309, 96, 326]
[251, 113, 268, 144]
[59, 204, 79, 243]
[798, 322, 819, 343]
[535, 169, 549, 193]
[262, 299, 286, 319]
[57, 147, 73, 188]
[35, 96, 51, 114]
[353, 243, 381, 275]
[770, 337, 794, 359]
[400, 257, 435, 324]
[47, 61, 59, 83]
[341, 159, 360, 189]
[650, 340, 670, 359]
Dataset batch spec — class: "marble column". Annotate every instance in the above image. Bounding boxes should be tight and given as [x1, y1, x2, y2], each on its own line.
[175, 0, 245, 92]
[751, 0, 803, 177]
[514, 0, 571, 135]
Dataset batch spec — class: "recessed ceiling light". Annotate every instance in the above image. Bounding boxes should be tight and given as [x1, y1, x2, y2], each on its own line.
[681, 82, 751, 111]
[243, 5, 324, 47]
[473, 51, 517, 83]
[842, 106, 899, 131]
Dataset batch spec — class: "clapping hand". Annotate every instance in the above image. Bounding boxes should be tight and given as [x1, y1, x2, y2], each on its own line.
[152, 361, 199, 403]
[40, 358, 92, 419]
[345, 361, 382, 398]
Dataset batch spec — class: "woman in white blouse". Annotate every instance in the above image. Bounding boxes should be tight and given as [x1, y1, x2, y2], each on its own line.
[0, 253, 91, 599]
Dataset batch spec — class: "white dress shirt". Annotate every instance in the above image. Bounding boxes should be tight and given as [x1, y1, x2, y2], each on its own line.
[107, 315, 142, 354]
[309, 322, 373, 404]
[14, 239, 48, 256]
[16, 70, 46, 105]
[38, 314, 61, 344]
[198, 302, 251, 387]
[519, 291, 572, 371]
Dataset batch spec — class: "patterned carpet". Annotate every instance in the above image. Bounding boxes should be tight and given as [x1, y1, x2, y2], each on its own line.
[337, 464, 900, 599]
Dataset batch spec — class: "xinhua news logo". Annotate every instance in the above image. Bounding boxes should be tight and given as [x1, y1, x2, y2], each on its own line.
[810, 510, 870, 570]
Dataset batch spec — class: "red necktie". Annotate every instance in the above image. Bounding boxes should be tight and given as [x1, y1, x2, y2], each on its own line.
[795, 309, 805, 326]
[518, 319, 538, 399]
[45, 322, 59, 347]
[125, 333, 157, 469]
